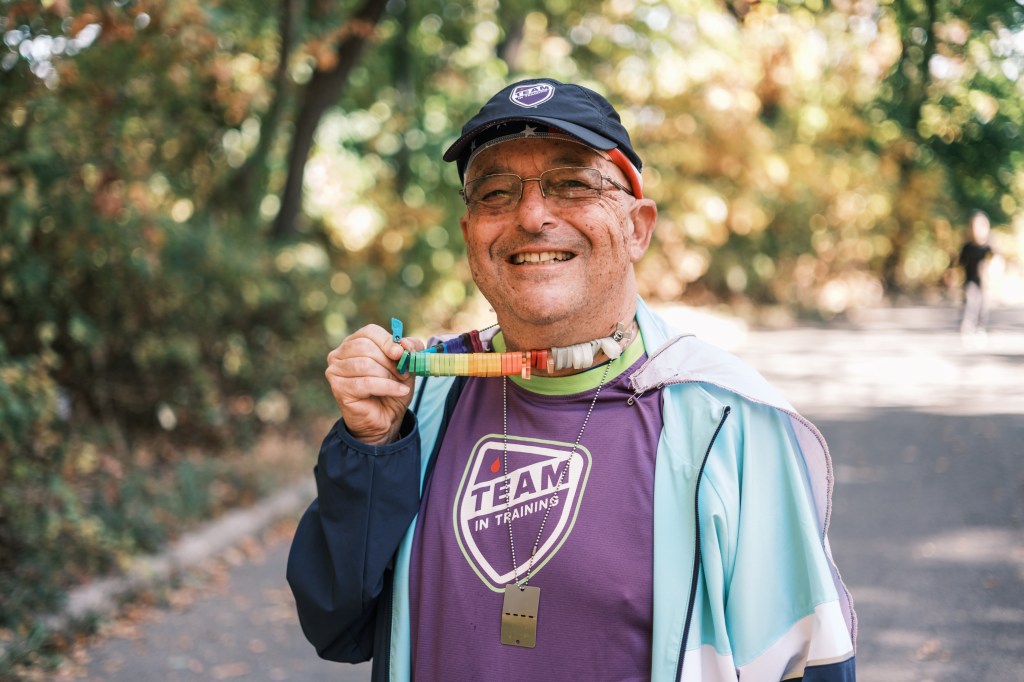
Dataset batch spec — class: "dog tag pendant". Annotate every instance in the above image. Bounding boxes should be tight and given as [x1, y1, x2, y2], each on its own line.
[500, 584, 540, 648]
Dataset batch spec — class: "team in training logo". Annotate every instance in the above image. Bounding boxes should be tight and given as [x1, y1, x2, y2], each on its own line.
[509, 83, 555, 108]
[453, 434, 591, 591]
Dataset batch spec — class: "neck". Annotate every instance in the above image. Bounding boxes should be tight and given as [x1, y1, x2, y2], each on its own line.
[498, 300, 637, 355]
[498, 307, 638, 378]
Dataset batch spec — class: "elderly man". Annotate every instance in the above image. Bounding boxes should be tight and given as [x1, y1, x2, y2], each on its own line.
[288, 78, 856, 681]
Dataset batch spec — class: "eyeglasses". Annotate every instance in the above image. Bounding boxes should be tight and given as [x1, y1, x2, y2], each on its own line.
[460, 167, 633, 214]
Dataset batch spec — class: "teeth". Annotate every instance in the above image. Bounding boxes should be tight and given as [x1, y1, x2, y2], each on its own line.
[511, 251, 573, 265]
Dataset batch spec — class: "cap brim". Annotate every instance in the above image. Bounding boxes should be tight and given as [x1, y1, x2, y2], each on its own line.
[443, 115, 617, 163]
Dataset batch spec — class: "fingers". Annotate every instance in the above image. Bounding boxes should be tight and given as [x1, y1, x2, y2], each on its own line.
[330, 324, 401, 366]
[323, 323, 427, 443]
[326, 372, 409, 405]
[325, 324, 425, 401]
[329, 325, 416, 370]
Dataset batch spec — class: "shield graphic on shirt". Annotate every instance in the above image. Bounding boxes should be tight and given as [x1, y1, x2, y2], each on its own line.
[453, 434, 592, 592]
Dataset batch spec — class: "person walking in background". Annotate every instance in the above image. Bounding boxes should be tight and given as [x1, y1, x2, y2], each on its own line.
[959, 210, 994, 339]
[287, 78, 857, 681]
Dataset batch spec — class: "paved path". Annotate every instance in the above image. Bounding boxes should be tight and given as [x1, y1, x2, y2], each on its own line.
[72, 304, 1023, 681]
[70, 525, 370, 682]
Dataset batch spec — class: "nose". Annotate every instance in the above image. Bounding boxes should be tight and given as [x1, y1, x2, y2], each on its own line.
[515, 177, 554, 232]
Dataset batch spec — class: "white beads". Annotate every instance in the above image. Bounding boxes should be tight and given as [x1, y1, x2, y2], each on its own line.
[551, 331, 624, 371]
[599, 336, 623, 360]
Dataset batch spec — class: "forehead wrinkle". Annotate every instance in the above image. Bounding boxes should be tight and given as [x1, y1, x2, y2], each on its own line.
[466, 159, 513, 178]
[465, 137, 607, 180]
[550, 152, 595, 168]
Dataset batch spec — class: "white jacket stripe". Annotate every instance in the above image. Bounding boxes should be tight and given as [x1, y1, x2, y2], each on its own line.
[678, 600, 853, 681]
[678, 644, 737, 682]
[736, 600, 854, 680]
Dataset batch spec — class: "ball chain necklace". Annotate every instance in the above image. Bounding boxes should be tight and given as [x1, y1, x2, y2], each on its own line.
[388, 314, 635, 647]
[498, 360, 612, 649]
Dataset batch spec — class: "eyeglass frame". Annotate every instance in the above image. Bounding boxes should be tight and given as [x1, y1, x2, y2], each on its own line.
[459, 166, 634, 214]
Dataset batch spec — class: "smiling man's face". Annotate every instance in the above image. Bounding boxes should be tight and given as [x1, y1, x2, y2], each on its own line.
[459, 136, 656, 349]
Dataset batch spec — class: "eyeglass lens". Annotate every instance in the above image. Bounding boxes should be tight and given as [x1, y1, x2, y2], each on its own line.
[464, 167, 607, 212]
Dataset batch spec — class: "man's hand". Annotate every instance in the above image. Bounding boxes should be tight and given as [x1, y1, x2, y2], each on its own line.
[325, 324, 424, 445]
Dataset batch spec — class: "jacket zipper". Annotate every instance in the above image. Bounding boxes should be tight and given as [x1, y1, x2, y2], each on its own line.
[380, 577, 394, 682]
[635, 372, 859, 653]
[675, 405, 731, 682]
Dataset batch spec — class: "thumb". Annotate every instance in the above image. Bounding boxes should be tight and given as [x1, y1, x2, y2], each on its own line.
[401, 337, 426, 352]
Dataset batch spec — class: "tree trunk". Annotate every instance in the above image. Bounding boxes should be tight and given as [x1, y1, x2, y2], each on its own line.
[496, 11, 524, 70]
[272, 0, 389, 240]
[222, 0, 303, 220]
[393, 1, 413, 195]
[884, 0, 937, 295]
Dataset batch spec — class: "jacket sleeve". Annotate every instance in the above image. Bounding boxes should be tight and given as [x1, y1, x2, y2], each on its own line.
[286, 411, 421, 662]
[699, 393, 856, 681]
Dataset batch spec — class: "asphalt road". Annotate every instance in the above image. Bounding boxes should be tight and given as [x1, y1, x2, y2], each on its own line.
[73, 304, 1023, 682]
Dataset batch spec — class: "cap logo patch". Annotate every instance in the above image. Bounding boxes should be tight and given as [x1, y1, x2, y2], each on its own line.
[509, 83, 555, 108]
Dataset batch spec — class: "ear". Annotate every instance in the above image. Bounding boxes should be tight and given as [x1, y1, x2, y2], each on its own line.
[460, 211, 470, 242]
[627, 198, 657, 263]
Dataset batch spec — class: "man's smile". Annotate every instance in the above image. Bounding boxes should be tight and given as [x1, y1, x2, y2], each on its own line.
[509, 250, 576, 265]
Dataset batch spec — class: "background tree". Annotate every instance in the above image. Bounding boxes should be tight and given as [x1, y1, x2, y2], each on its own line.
[875, 0, 1024, 292]
[270, 0, 389, 239]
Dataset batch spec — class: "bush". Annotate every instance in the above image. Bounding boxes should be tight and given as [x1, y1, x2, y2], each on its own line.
[0, 346, 92, 628]
[0, 5, 341, 656]
[0, 212, 335, 603]
[0, 335, 324, 671]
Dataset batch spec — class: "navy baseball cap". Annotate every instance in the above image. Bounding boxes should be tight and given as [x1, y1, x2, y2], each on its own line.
[443, 78, 644, 198]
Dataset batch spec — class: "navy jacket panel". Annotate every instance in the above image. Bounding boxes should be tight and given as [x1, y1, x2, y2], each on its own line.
[799, 656, 857, 682]
[287, 411, 421, 662]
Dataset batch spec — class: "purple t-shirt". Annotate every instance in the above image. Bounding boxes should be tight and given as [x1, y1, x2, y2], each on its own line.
[409, 353, 663, 681]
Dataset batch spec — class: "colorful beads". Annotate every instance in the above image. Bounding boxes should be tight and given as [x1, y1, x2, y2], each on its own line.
[397, 349, 553, 379]
[388, 316, 631, 380]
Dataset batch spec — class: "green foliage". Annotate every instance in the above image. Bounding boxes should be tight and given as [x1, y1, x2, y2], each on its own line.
[1, 1, 331, 440]
[0, 347, 101, 630]
[865, 0, 1024, 289]
[883, 0, 1024, 147]
[0, 340, 294, 663]
[276, 0, 1022, 319]
[0, 0, 333, 652]
[2, 1, 1021, 329]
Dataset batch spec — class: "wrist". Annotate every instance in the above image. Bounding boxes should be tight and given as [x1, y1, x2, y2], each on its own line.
[341, 411, 415, 448]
